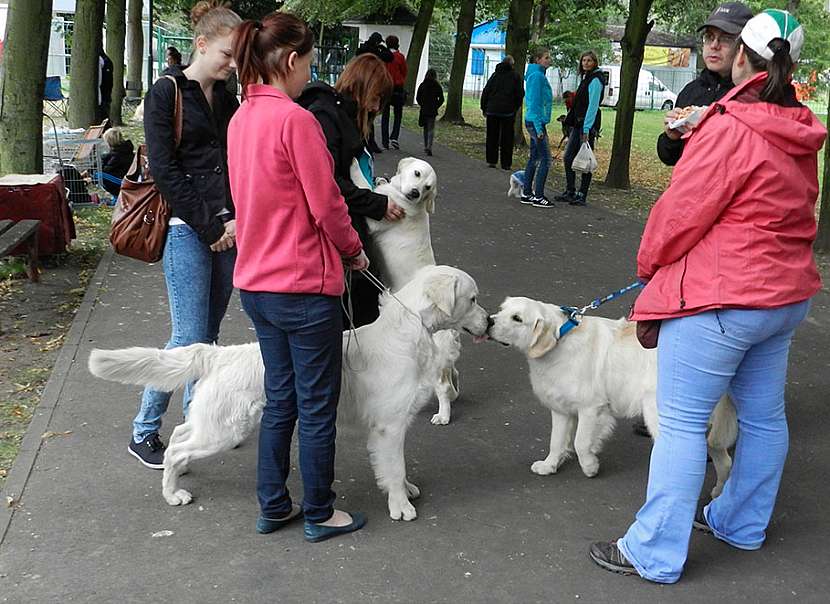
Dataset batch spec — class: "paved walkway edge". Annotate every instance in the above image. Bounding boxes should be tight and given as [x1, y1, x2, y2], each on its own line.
[0, 247, 115, 544]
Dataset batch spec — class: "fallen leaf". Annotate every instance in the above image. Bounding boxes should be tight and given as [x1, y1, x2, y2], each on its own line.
[0, 469, 7, 478]
[41, 430, 73, 440]
[5, 496, 16, 508]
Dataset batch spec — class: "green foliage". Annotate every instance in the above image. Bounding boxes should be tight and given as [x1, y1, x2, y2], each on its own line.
[155, 0, 283, 22]
[535, 0, 615, 74]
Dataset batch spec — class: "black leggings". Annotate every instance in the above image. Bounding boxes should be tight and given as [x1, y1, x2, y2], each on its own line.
[563, 129, 597, 195]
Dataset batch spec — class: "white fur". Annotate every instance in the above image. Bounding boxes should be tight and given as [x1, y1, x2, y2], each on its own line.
[363, 158, 462, 425]
[89, 266, 489, 520]
[488, 296, 737, 498]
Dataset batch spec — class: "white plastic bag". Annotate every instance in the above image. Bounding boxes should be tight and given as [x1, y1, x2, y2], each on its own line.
[572, 141, 598, 174]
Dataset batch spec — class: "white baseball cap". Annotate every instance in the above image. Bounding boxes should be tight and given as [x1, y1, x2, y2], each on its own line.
[741, 9, 804, 62]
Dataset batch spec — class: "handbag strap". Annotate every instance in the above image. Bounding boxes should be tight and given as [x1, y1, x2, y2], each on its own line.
[161, 75, 184, 149]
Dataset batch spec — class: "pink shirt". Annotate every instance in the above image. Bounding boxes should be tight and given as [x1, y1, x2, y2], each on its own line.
[228, 84, 362, 296]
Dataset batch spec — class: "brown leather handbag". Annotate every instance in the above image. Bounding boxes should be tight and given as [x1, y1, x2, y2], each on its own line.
[109, 76, 182, 263]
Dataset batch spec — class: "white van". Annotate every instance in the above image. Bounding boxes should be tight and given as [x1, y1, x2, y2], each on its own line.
[599, 65, 678, 111]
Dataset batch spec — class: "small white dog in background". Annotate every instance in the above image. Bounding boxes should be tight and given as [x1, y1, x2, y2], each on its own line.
[89, 266, 490, 521]
[354, 157, 463, 426]
[487, 296, 737, 498]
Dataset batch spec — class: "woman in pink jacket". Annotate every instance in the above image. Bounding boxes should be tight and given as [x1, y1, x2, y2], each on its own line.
[589, 10, 826, 583]
[228, 12, 369, 543]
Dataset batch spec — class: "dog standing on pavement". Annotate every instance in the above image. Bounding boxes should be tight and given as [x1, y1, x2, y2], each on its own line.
[487, 296, 737, 498]
[89, 266, 490, 521]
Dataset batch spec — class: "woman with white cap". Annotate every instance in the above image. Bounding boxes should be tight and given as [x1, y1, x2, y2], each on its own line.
[589, 10, 826, 583]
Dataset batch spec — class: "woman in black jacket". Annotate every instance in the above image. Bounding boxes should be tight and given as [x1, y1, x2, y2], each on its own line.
[480, 56, 523, 169]
[100, 127, 134, 197]
[129, 1, 240, 470]
[416, 69, 444, 156]
[297, 54, 405, 327]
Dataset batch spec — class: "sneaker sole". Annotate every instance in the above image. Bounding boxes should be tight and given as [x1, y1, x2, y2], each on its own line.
[531, 203, 555, 208]
[519, 199, 534, 205]
[588, 550, 638, 576]
[127, 446, 164, 470]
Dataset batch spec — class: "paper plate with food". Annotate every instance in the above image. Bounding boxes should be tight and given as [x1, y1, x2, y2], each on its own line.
[667, 105, 708, 131]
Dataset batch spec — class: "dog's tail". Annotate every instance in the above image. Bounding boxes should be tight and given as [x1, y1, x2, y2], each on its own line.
[88, 343, 219, 391]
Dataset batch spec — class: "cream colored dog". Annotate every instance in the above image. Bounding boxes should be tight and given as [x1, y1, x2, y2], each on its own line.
[355, 158, 462, 426]
[487, 296, 737, 498]
[89, 266, 489, 521]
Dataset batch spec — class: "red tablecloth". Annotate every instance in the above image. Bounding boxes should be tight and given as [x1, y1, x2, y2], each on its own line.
[0, 174, 76, 256]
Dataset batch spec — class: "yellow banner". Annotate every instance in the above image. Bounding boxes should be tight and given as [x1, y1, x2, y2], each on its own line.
[642, 46, 690, 68]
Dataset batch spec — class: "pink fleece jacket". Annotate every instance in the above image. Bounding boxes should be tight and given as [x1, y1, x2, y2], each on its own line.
[228, 84, 362, 295]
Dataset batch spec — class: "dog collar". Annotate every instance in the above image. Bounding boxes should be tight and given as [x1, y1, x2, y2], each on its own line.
[558, 306, 581, 339]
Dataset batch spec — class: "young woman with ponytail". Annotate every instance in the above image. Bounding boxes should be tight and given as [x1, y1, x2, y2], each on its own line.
[130, 0, 240, 470]
[590, 10, 826, 583]
[227, 11, 369, 542]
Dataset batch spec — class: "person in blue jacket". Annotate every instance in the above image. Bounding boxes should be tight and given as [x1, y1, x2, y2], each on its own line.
[555, 50, 604, 206]
[521, 47, 554, 208]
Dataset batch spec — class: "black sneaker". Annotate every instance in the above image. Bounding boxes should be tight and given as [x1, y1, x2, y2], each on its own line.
[519, 194, 534, 205]
[390, 139, 400, 150]
[589, 541, 638, 576]
[531, 195, 555, 208]
[570, 192, 587, 206]
[128, 433, 166, 469]
[554, 190, 575, 203]
[693, 508, 713, 534]
[426, 149, 433, 156]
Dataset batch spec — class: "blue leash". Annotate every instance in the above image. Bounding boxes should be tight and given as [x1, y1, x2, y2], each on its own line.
[558, 281, 644, 339]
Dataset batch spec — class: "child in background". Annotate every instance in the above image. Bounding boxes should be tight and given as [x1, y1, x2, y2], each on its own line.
[416, 69, 444, 156]
[100, 127, 135, 197]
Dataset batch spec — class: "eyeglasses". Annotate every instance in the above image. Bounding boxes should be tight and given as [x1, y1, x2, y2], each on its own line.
[702, 32, 737, 47]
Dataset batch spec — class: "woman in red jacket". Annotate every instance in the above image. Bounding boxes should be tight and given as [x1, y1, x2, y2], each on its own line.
[229, 11, 369, 543]
[589, 10, 826, 583]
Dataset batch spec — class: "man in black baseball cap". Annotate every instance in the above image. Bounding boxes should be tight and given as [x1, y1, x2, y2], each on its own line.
[654, 1, 753, 168]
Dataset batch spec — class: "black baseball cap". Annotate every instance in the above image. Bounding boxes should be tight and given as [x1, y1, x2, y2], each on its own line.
[697, 2, 754, 35]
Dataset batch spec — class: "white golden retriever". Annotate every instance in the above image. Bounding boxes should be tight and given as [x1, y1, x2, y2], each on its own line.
[488, 296, 737, 498]
[89, 266, 489, 521]
[353, 157, 462, 425]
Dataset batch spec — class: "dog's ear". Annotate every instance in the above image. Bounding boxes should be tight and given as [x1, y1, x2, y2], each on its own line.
[528, 318, 556, 359]
[424, 272, 457, 317]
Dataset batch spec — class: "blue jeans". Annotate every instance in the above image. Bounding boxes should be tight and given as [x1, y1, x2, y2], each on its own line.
[132, 223, 236, 442]
[618, 300, 811, 583]
[240, 291, 343, 523]
[523, 122, 550, 197]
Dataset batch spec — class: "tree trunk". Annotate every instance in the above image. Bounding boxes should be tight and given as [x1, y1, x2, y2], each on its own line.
[0, 0, 54, 176]
[126, 0, 144, 96]
[107, 0, 128, 125]
[815, 86, 830, 253]
[505, 0, 534, 146]
[403, 0, 436, 105]
[604, 0, 654, 189]
[442, 0, 477, 124]
[69, 0, 106, 128]
[531, 3, 548, 43]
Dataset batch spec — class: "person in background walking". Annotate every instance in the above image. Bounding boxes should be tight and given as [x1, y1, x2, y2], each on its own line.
[416, 69, 444, 156]
[555, 50, 603, 207]
[130, 0, 241, 469]
[381, 35, 407, 150]
[590, 10, 825, 583]
[521, 47, 553, 208]
[356, 32, 392, 154]
[229, 11, 370, 542]
[480, 55, 524, 170]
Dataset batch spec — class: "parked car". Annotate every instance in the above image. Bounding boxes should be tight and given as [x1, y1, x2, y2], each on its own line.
[599, 65, 678, 111]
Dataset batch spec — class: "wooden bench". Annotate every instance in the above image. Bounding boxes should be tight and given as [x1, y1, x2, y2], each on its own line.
[0, 219, 41, 282]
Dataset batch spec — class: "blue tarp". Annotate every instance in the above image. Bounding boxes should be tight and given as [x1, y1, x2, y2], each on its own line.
[471, 19, 506, 46]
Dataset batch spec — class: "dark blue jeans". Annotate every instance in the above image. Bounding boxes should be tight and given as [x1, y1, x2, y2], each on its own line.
[241, 291, 343, 523]
[523, 122, 550, 197]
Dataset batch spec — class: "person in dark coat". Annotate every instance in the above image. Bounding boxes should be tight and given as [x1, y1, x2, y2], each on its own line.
[355, 32, 392, 154]
[297, 54, 405, 327]
[656, 2, 753, 166]
[416, 69, 444, 156]
[97, 46, 114, 123]
[100, 127, 134, 197]
[480, 55, 524, 169]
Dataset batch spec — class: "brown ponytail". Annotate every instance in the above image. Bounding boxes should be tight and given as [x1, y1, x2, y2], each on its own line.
[738, 38, 795, 105]
[232, 11, 314, 97]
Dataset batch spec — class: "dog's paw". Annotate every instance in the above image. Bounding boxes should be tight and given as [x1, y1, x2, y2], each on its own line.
[388, 494, 418, 521]
[579, 456, 600, 478]
[405, 480, 421, 500]
[531, 460, 559, 475]
[164, 489, 193, 506]
[430, 412, 450, 425]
